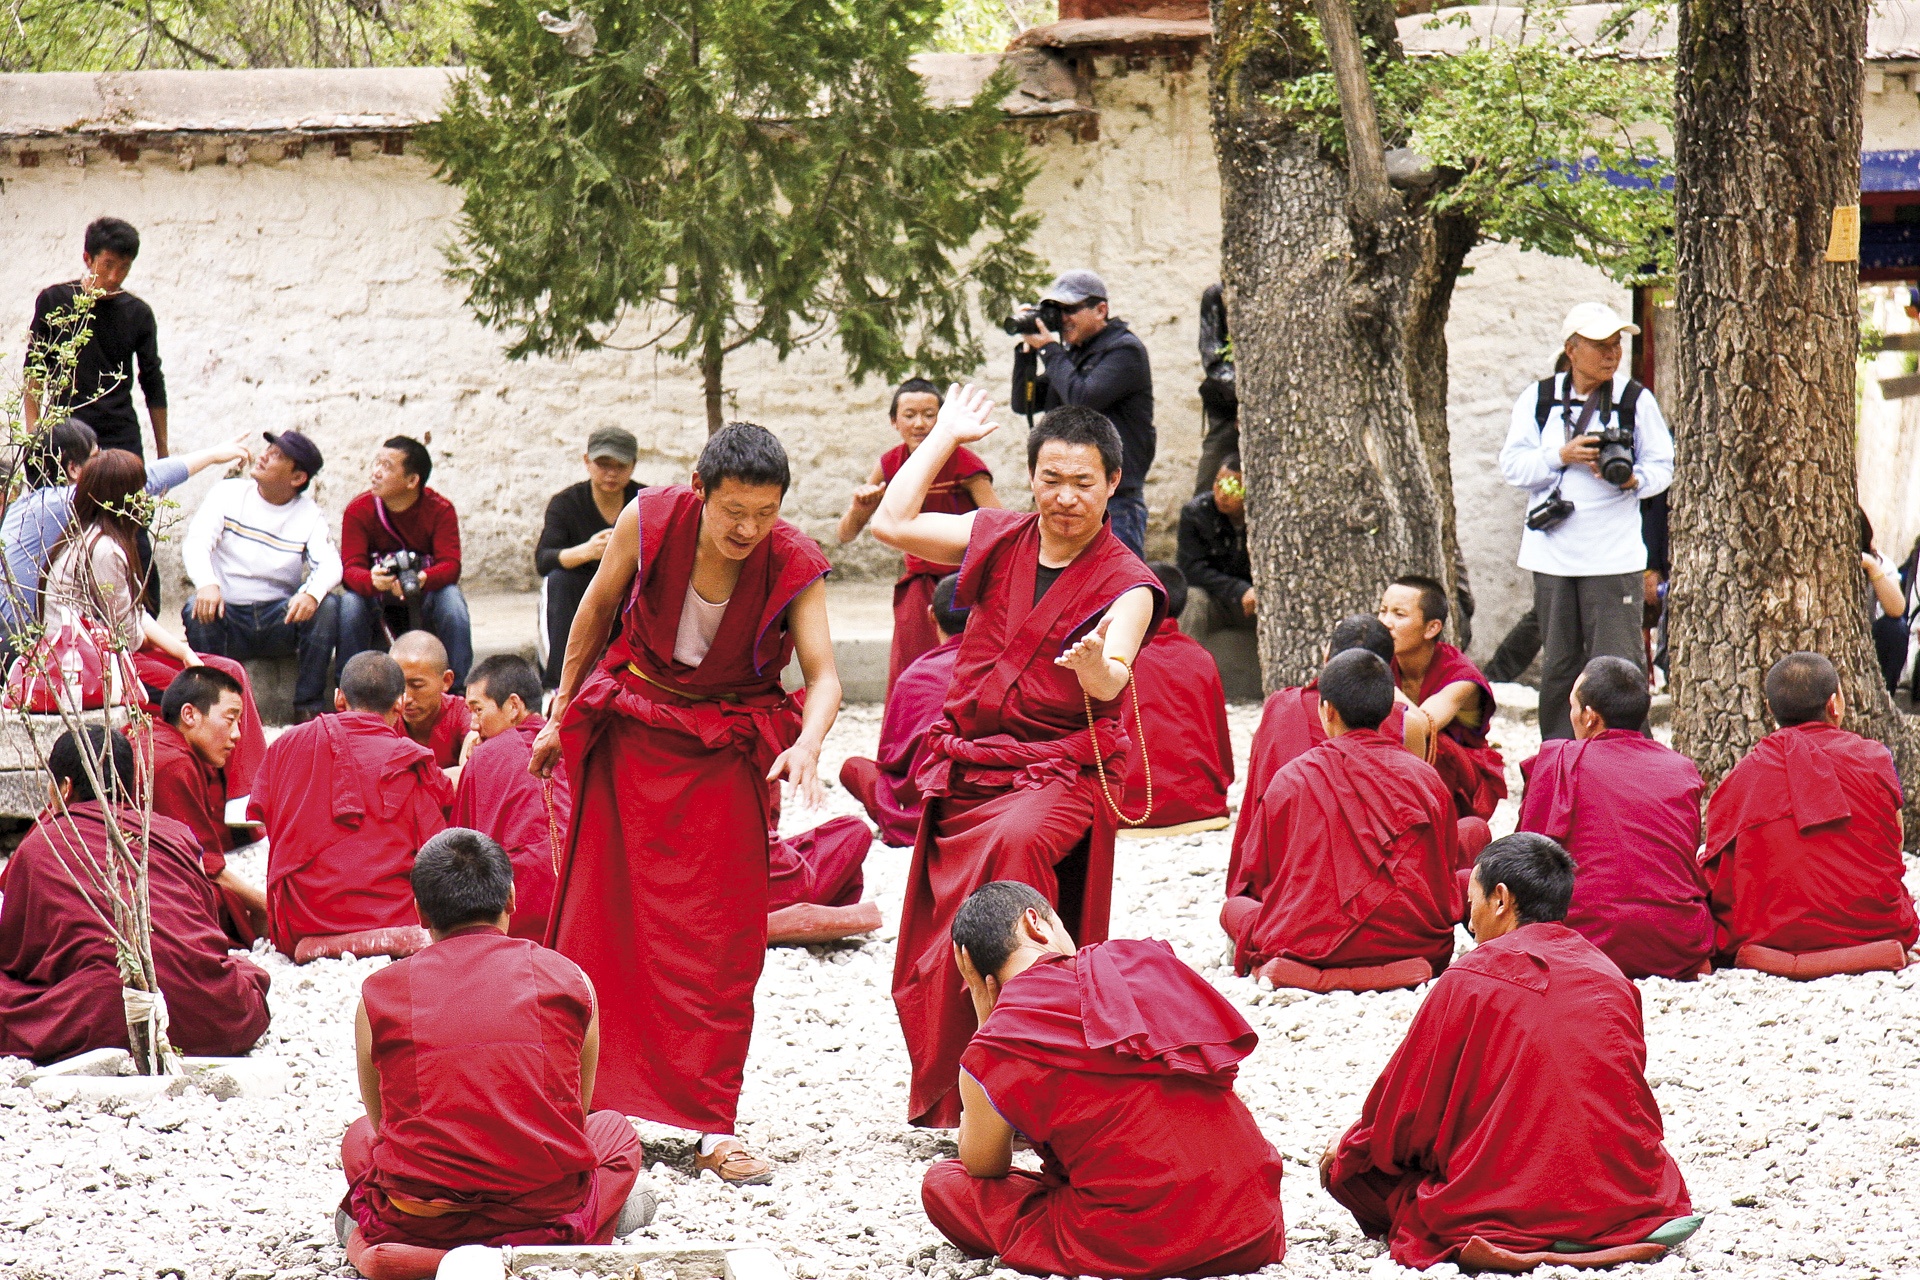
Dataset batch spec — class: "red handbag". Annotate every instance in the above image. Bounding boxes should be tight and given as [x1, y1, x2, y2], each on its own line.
[4, 612, 126, 712]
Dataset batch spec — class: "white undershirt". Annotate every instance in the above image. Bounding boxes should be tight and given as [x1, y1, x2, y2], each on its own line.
[672, 584, 731, 667]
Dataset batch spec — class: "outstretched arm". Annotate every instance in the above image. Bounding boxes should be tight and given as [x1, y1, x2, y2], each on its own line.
[871, 384, 999, 565]
[1419, 680, 1482, 735]
[530, 500, 639, 777]
[836, 461, 888, 544]
[1055, 586, 1156, 701]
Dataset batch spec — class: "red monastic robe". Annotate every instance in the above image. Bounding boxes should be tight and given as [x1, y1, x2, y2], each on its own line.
[249, 712, 452, 956]
[923, 940, 1285, 1279]
[882, 444, 989, 693]
[549, 485, 829, 1131]
[1702, 721, 1917, 958]
[769, 816, 872, 911]
[1326, 923, 1692, 1269]
[1519, 731, 1712, 980]
[840, 636, 961, 846]
[404, 692, 473, 770]
[131, 648, 267, 796]
[893, 509, 1164, 1128]
[0, 802, 270, 1064]
[1227, 729, 1459, 977]
[343, 926, 642, 1248]
[1121, 619, 1232, 826]
[451, 716, 566, 943]
[146, 720, 256, 947]
[1399, 642, 1506, 820]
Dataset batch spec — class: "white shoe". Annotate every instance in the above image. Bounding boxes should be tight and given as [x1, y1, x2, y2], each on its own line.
[616, 1182, 659, 1236]
[435, 1245, 505, 1280]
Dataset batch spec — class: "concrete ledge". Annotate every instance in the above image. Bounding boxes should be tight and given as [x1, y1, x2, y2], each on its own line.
[21, 1053, 287, 1104]
[494, 1242, 783, 1277]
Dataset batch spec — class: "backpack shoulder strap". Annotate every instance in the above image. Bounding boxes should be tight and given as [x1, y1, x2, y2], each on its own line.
[1619, 379, 1644, 432]
[1535, 376, 1558, 429]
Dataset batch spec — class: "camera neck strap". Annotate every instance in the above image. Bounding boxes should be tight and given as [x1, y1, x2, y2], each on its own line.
[1540, 379, 1609, 505]
[374, 498, 434, 567]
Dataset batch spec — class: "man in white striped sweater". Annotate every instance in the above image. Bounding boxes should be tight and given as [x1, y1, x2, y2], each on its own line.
[183, 431, 343, 721]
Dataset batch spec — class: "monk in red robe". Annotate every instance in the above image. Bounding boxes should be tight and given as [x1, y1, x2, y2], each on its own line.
[532, 423, 840, 1182]
[250, 652, 452, 959]
[1323, 834, 1698, 1271]
[1380, 575, 1507, 820]
[1223, 648, 1460, 982]
[923, 881, 1285, 1279]
[1703, 651, 1918, 965]
[0, 727, 270, 1064]
[1119, 564, 1232, 830]
[392, 630, 473, 775]
[341, 829, 649, 1258]
[148, 665, 267, 946]
[451, 653, 563, 942]
[840, 573, 967, 846]
[871, 392, 1164, 1128]
[1519, 656, 1711, 980]
[131, 648, 267, 796]
[837, 379, 999, 692]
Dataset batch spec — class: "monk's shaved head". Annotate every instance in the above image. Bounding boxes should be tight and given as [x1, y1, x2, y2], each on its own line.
[1150, 562, 1188, 621]
[390, 630, 450, 673]
[953, 881, 1058, 980]
[1328, 614, 1394, 665]
[931, 573, 969, 637]
[1572, 656, 1649, 733]
[1474, 833, 1576, 926]
[1765, 651, 1839, 727]
[340, 652, 406, 712]
[1318, 648, 1394, 732]
[49, 727, 134, 805]
[413, 828, 515, 931]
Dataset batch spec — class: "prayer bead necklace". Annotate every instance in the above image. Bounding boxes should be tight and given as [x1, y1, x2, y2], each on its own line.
[1084, 659, 1153, 827]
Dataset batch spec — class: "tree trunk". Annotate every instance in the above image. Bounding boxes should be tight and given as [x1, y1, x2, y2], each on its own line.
[1210, 0, 1473, 689]
[1668, 1, 1913, 794]
[700, 343, 725, 436]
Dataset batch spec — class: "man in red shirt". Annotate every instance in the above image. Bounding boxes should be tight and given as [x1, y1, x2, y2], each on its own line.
[338, 436, 472, 690]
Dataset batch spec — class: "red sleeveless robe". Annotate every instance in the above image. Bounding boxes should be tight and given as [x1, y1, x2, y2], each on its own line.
[881, 444, 988, 693]
[1120, 619, 1232, 826]
[1399, 642, 1506, 820]
[451, 715, 567, 942]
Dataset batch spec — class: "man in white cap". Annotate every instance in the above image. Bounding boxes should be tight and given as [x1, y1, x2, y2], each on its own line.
[1498, 302, 1673, 739]
[1018, 269, 1155, 557]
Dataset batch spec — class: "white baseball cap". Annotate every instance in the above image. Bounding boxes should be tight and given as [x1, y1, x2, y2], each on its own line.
[1561, 301, 1640, 342]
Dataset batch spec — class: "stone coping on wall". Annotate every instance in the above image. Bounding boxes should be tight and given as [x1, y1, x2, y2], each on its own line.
[1397, 1, 1920, 61]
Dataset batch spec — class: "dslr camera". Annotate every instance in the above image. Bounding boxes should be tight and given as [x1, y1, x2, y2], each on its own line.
[1593, 420, 1636, 488]
[378, 549, 428, 629]
[1001, 299, 1065, 338]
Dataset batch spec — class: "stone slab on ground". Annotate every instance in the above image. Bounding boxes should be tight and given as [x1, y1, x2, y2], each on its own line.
[496, 1241, 781, 1277]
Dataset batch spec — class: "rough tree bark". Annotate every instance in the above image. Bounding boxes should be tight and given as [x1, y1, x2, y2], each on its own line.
[1210, 0, 1477, 689]
[1668, 0, 1915, 794]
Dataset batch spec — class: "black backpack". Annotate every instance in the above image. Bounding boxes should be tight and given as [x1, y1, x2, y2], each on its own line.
[1534, 373, 1643, 435]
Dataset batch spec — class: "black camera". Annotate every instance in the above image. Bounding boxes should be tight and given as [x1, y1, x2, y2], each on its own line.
[378, 549, 428, 630]
[1001, 299, 1064, 337]
[1594, 422, 1636, 487]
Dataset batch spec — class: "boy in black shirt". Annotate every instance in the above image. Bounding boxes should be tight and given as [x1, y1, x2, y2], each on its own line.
[535, 427, 642, 687]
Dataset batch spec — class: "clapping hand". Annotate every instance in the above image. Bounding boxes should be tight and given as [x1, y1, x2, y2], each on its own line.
[936, 383, 1000, 446]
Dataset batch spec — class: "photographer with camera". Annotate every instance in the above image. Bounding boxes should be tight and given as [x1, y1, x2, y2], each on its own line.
[338, 436, 473, 691]
[1007, 270, 1155, 556]
[1499, 302, 1673, 740]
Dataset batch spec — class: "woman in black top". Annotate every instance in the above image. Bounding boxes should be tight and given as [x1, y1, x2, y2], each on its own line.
[537, 429, 642, 687]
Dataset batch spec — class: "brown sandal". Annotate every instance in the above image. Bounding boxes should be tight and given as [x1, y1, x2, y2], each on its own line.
[694, 1139, 775, 1186]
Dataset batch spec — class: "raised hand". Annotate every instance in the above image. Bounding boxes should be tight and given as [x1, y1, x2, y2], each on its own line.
[936, 383, 1000, 445]
[850, 481, 886, 513]
[1055, 615, 1115, 676]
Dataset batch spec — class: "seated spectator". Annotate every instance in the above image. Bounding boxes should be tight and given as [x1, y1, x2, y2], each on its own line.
[1322, 834, 1698, 1271]
[391, 630, 471, 773]
[840, 573, 966, 846]
[922, 881, 1285, 1280]
[338, 436, 472, 690]
[339, 829, 649, 1259]
[0, 727, 270, 1064]
[1379, 575, 1507, 820]
[537, 428, 641, 689]
[1861, 511, 1909, 694]
[1176, 456, 1253, 638]
[1121, 564, 1231, 830]
[452, 653, 564, 941]
[1518, 657, 1712, 981]
[249, 652, 452, 961]
[1703, 651, 1918, 966]
[1222, 649, 1460, 984]
[182, 430, 341, 722]
[148, 665, 267, 946]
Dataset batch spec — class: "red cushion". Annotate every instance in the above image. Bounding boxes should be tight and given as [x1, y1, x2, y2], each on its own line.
[293, 927, 433, 965]
[1457, 1237, 1668, 1273]
[1734, 939, 1908, 980]
[345, 1228, 446, 1280]
[1255, 954, 1433, 993]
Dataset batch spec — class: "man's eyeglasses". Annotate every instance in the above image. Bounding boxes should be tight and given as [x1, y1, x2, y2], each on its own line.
[1059, 298, 1103, 316]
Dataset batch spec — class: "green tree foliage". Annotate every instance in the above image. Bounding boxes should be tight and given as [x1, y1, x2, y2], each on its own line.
[423, 0, 1045, 430]
[924, 0, 1054, 54]
[0, 0, 468, 70]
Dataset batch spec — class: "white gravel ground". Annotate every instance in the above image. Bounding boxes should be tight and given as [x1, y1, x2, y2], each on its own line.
[4, 699, 1920, 1280]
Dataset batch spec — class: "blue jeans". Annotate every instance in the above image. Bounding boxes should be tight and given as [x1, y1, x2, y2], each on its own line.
[182, 592, 341, 711]
[337, 585, 473, 690]
[1108, 489, 1148, 559]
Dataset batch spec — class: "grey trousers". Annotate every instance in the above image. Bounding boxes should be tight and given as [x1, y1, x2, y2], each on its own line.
[1535, 570, 1644, 740]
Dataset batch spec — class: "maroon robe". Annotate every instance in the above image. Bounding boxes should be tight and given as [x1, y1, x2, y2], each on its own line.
[1703, 721, 1917, 959]
[1398, 642, 1506, 820]
[403, 692, 472, 770]
[249, 712, 452, 956]
[549, 485, 829, 1131]
[131, 647, 267, 796]
[1519, 731, 1712, 980]
[451, 716, 566, 942]
[343, 926, 642, 1248]
[1326, 923, 1692, 1269]
[882, 444, 989, 692]
[893, 509, 1164, 1128]
[841, 636, 961, 846]
[769, 816, 872, 912]
[1227, 729, 1458, 977]
[145, 720, 257, 947]
[922, 940, 1285, 1279]
[1121, 619, 1232, 826]
[0, 802, 270, 1064]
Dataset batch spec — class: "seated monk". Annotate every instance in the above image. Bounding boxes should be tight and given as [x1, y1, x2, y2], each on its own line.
[148, 665, 268, 946]
[340, 828, 652, 1259]
[1379, 575, 1507, 820]
[0, 727, 269, 1064]
[1229, 614, 1433, 888]
[1703, 651, 1918, 967]
[451, 653, 563, 941]
[767, 815, 882, 945]
[923, 881, 1285, 1280]
[1322, 834, 1698, 1271]
[1519, 656, 1712, 981]
[840, 573, 966, 846]
[392, 629, 473, 777]
[1223, 648, 1461, 982]
[250, 652, 452, 960]
[1119, 564, 1233, 830]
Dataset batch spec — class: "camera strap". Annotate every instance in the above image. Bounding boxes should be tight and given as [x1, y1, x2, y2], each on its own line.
[374, 499, 435, 569]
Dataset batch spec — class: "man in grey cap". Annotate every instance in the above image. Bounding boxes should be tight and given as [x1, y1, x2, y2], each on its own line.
[536, 427, 642, 688]
[1018, 269, 1156, 557]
